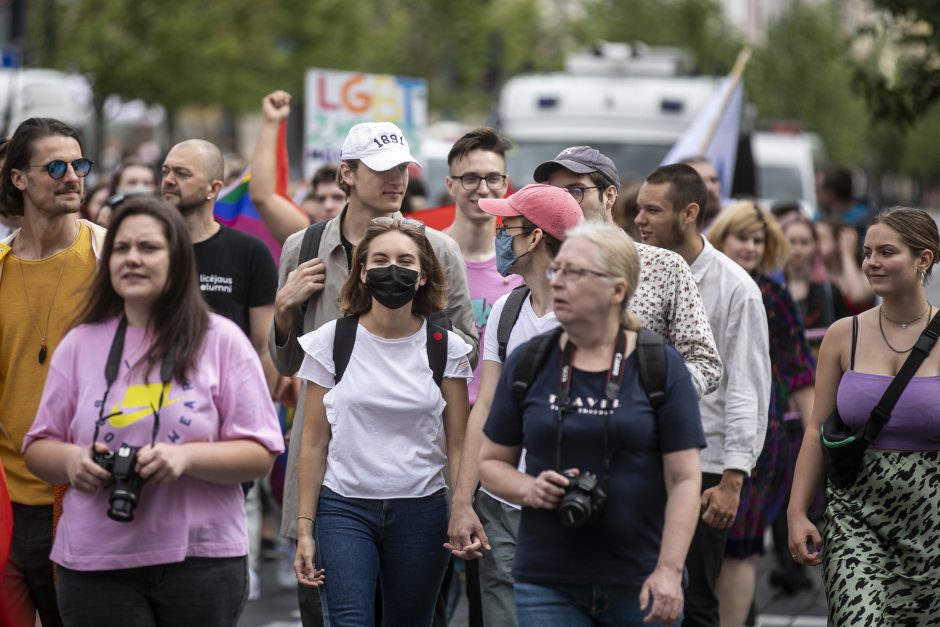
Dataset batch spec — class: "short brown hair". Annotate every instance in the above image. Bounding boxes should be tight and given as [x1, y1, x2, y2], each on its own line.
[644, 163, 707, 229]
[339, 219, 447, 315]
[447, 127, 512, 167]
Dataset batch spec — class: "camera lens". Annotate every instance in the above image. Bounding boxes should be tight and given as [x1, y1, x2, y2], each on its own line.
[558, 493, 592, 528]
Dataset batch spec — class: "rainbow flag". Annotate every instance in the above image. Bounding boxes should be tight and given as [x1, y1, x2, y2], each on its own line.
[213, 121, 300, 263]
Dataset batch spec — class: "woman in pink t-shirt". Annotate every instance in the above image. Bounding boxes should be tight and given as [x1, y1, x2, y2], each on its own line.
[23, 197, 284, 627]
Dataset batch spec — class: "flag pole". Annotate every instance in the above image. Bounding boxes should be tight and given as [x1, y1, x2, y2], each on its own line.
[698, 47, 753, 154]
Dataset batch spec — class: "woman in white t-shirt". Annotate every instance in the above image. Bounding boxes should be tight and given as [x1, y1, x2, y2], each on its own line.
[293, 217, 473, 626]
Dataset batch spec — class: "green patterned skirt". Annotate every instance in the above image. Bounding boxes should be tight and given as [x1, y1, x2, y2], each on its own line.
[823, 450, 940, 627]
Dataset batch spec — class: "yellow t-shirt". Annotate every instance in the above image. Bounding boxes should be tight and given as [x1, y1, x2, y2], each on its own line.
[0, 223, 97, 505]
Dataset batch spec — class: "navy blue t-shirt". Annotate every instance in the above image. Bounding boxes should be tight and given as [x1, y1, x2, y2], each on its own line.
[483, 335, 705, 587]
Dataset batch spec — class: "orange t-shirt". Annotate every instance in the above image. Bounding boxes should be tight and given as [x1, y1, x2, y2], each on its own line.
[0, 223, 97, 505]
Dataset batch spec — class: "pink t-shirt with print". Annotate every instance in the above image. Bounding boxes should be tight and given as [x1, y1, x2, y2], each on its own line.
[23, 314, 284, 571]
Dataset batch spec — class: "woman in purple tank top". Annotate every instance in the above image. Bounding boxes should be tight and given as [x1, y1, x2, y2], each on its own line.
[788, 206, 940, 626]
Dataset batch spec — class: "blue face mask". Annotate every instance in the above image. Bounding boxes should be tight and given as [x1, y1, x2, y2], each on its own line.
[495, 229, 527, 277]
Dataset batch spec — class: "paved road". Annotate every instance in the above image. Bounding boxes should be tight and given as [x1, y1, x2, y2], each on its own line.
[239, 550, 828, 626]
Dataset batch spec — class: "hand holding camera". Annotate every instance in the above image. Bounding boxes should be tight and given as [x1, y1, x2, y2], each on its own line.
[66, 442, 112, 493]
[521, 469, 573, 510]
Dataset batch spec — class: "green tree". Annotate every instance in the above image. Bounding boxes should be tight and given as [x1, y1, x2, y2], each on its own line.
[747, 1, 869, 164]
[853, 0, 940, 126]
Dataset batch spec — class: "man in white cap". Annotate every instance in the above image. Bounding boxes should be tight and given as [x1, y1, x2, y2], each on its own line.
[269, 121, 478, 627]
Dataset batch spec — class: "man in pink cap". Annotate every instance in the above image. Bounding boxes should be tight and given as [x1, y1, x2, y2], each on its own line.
[447, 183, 582, 627]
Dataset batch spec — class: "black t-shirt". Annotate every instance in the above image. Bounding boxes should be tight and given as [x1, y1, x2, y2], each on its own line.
[193, 224, 277, 336]
[484, 337, 705, 587]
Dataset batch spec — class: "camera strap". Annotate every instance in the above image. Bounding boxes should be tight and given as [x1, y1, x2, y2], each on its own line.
[554, 327, 627, 486]
[92, 316, 177, 448]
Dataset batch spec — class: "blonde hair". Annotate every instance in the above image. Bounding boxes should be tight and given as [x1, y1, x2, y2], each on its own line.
[708, 200, 790, 273]
[564, 222, 643, 331]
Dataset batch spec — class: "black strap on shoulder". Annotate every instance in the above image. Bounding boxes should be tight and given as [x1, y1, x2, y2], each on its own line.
[299, 219, 329, 268]
[636, 328, 667, 411]
[332, 314, 359, 385]
[850, 315, 858, 370]
[426, 321, 449, 387]
[863, 309, 940, 442]
[497, 286, 530, 362]
[512, 327, 564, 405]
[332, 314, 449, 387]
[294, 220, 330, 334]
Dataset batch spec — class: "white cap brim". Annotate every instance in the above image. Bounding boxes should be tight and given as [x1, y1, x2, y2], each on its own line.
[359, 150, 422, 172]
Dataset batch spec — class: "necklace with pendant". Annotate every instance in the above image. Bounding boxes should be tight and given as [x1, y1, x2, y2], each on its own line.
[17, 254, 69, 364]
[880, 302, 930, 329]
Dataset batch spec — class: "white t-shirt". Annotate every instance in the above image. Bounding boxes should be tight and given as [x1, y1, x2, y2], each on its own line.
[480, 290, 560, 507]
[297, 318, 472, 499]
[483, 290, 559, 365]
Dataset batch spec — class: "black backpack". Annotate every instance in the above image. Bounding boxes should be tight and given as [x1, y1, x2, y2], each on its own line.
[510, 326, 668, 413]
[331, 314, 449, 387]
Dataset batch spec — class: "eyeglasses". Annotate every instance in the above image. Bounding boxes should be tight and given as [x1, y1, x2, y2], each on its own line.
[450, 173, 508, 191]
[564, 186, 603, 205]
[546, 264, 610, 282]
[27, 158, 94, 180]
[370, 216, 425, 232]
[495, 225, 535, 237]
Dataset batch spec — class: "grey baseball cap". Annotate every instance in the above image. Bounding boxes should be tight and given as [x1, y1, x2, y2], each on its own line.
[533, 146, 621, 190]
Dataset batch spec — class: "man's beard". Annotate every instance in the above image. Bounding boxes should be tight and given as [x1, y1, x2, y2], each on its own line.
[702, 196, 721, 227]
[174, 193, 204, 216]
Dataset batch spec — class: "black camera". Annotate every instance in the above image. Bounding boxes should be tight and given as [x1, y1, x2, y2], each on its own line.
[93, 443, 145, 523]
[557, 470, 607, 529]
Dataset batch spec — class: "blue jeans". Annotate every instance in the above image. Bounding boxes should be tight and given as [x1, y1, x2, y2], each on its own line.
[314, 486, 450, 627]
[515, 581, 681, 627]
[56, 556, 247, 627]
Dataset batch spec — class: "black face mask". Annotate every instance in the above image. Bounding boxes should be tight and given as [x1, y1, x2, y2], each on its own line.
[364, 265, 420, 310]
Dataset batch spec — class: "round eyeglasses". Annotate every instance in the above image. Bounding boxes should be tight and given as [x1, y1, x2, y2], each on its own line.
[563, 186, 604, 205]
[27, 158, 94, 180]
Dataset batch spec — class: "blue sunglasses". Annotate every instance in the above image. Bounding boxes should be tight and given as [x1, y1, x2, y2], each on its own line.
[28, 158, 94, 180]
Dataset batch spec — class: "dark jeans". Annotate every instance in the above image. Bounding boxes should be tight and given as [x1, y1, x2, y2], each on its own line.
[515, 581, 681, 627]
[0, 503, 62, 627]
[682, 473, 729, 627]
[56, 556, 247, 627]
[314, 486, 450, 627]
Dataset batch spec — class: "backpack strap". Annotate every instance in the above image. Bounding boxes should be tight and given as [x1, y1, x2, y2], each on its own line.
[294, 220, 330, 334]
[511, 327, 564, 405]
[332, 314, 359, 384]
[426, 321, 449, 387]
[497, 286, 530, 362]
[636, 328, 667, 412]
[333, 314, 449, 388]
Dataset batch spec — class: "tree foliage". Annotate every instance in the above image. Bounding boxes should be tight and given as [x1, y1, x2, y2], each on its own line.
[852, 0, 940, 126]
[747, 1, 869, 164]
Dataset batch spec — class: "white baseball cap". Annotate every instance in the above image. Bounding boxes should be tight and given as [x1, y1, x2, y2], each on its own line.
[340, 122, 422, 172]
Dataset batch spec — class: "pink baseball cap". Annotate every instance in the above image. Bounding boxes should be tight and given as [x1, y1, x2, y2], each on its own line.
[479, 183, 583, 240]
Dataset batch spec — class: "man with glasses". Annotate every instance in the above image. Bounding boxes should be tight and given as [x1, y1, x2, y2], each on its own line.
[269, 119, 478, 627]
[439, 127, 521, 626]
[0, 117, 105, 627]
[533, 145, 721, 398]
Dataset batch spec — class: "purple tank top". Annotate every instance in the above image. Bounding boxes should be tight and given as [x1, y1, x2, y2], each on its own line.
[837, 371, 940, 451]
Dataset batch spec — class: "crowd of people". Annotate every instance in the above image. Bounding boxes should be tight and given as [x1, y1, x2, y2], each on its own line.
[0, 86, 938, 627]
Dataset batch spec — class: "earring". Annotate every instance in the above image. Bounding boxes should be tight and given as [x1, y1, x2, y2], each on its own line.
[920, 269, 927, 284]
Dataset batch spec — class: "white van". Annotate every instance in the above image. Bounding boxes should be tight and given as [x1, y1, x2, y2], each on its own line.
[752, 130, 824, 211]
[497, 43, 724, 186]
[0, 69, 93, 135]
